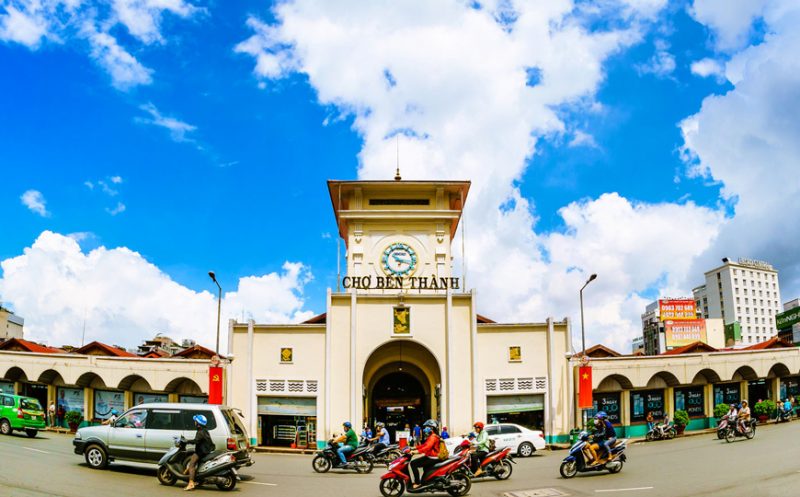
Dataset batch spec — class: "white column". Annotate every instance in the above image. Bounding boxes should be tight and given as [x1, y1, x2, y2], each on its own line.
[470, 289, 480, 424]
[350, 290, 357, 423]
[225, 319, 235, 406]
[323, 288, 332, 446]
[247, 319, 256, 445]
[546, 317, 556, 442]
[565, 317, 575, 432]
[444, 288, 453, 428]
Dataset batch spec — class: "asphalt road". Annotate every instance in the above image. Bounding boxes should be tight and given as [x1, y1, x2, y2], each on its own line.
[1, 422, 798, 497]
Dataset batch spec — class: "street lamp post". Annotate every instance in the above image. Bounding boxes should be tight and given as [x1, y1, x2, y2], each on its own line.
[208, 271, 222, 356]
[579, 273, 598, 356]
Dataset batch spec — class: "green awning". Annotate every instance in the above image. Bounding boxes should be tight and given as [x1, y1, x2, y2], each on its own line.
[487, 394, 544, 414]
[257, 396, 317, 416]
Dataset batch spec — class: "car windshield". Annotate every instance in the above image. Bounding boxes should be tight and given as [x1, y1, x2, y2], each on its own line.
[21, 398, 42, 411]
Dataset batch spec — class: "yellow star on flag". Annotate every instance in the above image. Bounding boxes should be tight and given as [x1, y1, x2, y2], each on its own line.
[582, 373, 589, 380]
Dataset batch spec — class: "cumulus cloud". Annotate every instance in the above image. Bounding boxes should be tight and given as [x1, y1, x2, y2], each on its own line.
[20, 189, 50, 217]
[136, 102, 198, 143]
[690, 57, 725, 79]
[0, 0, 200, 89]
[235, 0, 730, 351]
[636, 39, 676, 77]
[105, 201, 126, 216]
[0, 231, 314, 350]
[683, 0, 800, 298]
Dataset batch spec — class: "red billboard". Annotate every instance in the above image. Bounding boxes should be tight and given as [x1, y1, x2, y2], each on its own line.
[659, 299, 697, 321]
[665, 319, 707, 348]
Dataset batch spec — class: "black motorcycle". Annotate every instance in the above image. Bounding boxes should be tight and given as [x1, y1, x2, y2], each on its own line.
[157, 436, 239, 491]
[725, 419, 756, 442]
[367, 442, 402, 465]
[645, 422, 676, 441]
[775, 406, 792, 423]
[312, 439, 374, 473]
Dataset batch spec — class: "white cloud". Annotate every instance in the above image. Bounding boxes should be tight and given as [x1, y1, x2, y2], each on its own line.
[20, 189, 50, 217]
[690, 57, 725, 79]
[636, 39, 676, 77]
[682, 0, 800, 299]
[105, 201, 126, 215]
[568, 130, 600, 149]
[690, 0, 770, 51]
[235, 1, 729, 351]
[0, 0, 200, 89]
[110, 175, 123, 184]
[137, 102, 197, 142]
[0, 231, 314, 350]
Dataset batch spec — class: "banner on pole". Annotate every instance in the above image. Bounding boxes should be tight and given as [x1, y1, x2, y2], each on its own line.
[578, 366, 593, 409]
[209, 366, 223, 405]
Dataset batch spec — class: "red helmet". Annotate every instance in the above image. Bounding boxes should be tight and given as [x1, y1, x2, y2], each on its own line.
[473, 421, 485, 429]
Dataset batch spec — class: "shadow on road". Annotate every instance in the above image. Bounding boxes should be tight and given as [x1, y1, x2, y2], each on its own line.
[78, 462, 156, 477]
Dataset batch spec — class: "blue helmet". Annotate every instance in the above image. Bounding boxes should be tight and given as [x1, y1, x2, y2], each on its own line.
[193, 414, 208, 426]
[110, 409, 119, 416]
[467, 432, 476, 439]
[595, 411, 608, 420]
[423, 427, 432, 435]
[343, 421, 352, 428]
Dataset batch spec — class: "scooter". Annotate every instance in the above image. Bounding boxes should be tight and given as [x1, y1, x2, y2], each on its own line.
[559, 432, 627, 479]
[775, 406, 792, 423]
[312, 439, 374, 473]
[378, 447, 471, 497]
[645, 421, 676, 441]
[716, 415, 731, 439]
[725, 419, 756, 442]
[368, 442, 403, 465]
[453, 444, 514, 480]
[156, 436, 239, 491]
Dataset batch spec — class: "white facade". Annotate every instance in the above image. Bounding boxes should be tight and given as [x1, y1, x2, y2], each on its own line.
[0, 307, 24, 340]
[703, 259, 782, 344]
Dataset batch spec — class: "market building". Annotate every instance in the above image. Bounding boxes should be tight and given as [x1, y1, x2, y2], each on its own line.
[228, 178, 574, 449]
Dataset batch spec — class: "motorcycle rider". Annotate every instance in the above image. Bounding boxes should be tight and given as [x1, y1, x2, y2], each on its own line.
[409, 420, 441, 489]
[369, 421, 391, 453]
[737, 400, 751, 433]
[472, 421, 490, 477]
[102, 409, 119, 425]
[184, 414, 215, 492]
[594, 412, 617, 464]
[332, 421, 359, 467]
[782, 398, 792, 419]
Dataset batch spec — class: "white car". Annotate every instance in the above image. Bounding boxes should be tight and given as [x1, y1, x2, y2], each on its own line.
[444, 423, 545, 457]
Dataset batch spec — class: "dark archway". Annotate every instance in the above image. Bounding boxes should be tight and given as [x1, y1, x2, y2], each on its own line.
[370, 371, 427, 437]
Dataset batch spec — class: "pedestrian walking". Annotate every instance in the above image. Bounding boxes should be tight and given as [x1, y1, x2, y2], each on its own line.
[48, 401, 56, 428]
[56, 404, 65, 429]
[413, 424, 421, 446]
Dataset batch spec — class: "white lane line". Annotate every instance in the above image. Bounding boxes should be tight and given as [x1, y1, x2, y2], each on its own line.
[22, 446, 51, 454]
[242, 481, 278, 486]
[596, 487, 654, 493]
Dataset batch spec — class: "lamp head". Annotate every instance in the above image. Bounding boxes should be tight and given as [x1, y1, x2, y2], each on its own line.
[208, 271, 217, 282]
[589, 273, 597, 282]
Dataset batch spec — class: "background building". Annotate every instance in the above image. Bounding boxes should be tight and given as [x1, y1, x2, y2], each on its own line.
[777, 299, 800, 344]
[700, 258, 781, 345]
[0, 306, 24, 340]
[640, 298, 723, 355]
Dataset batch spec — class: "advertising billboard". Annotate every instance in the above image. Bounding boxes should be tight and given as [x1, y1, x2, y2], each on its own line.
[776, 308, 800, 330]
[659, 299, 697, 321]
[664, 319, 707, 348]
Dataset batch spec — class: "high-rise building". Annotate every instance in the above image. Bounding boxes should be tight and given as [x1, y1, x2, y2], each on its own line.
[700, 258, 781, 344]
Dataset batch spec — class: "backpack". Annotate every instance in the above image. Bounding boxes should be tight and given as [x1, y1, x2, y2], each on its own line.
[488, 438, 496, 452]
[438, 438, 449, 460]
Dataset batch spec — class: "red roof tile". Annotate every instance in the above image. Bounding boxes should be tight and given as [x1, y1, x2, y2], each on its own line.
[662, 341, 718, 355]
[0, 338, 63, 354]
[172, 344, 224, 359]
[743, 336, 795, 350]
[74, 341, 137, 357]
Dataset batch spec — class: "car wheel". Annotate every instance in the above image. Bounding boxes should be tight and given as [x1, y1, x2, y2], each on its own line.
[157, 465, 178, 486]
[215, 472, 237, 491]
[25, 429, 38, 438]
[518, 442, 534, 457]
[0, 419, 11, 435]
[84, 444, 109, 469]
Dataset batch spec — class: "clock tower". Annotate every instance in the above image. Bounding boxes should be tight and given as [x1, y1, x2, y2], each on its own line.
[327, 179, 470, 293]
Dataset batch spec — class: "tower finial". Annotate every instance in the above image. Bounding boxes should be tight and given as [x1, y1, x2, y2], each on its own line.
[394, 135, 401, 180]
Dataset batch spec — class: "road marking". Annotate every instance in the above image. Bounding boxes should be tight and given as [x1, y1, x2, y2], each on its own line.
[596, 488, 654, 493]
[242, 481, 278, 486]
[22, 446, 51, 454]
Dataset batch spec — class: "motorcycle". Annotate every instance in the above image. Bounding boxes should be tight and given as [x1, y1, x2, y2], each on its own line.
[775, 406, 792, 423]
[559, 432, 627, 479]
[156, 436, 239, 491]
[312, 439, 374, 473]
[645, 421, 676, 441]
[378, 448, 471, 497]
[453, 444, 514, 480]
[725, 418, 756, 443]
[716, 415, 732, 439]
[368, 442, 403, 466]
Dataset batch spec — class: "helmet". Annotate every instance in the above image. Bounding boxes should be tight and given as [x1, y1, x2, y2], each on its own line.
[343, 421, 352, 428]
[423, 427, 432, 435]
[110, 409, 119, 416]
[730, 404, 736, 408]
[473, 421, 485, 430]
[467, 432, 476, 439]
[423, 419, 438, 430]
[741, 399, 748, 405]
[193, 414, 207, 426]
[596, 411, 608, 420]
[377, 422, 384, 427]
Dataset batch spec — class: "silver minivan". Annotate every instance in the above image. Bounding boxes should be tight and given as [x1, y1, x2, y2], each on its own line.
[72, 403, 253, 469]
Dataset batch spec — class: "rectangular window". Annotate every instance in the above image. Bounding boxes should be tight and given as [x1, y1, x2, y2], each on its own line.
[746, 307, 750, 314]
[745, 298, 749, 304]
[675, 386, 705, 418]
[736, 297, 740, 304]
[630, 390, 664, 423]
[369, 198, 430, 206]
[147, 409, 183, 430]
[734, 278, 738, 285]
[182, 410, 217, 430]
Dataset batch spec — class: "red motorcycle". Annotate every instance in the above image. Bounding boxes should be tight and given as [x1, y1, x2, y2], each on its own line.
[378, 448, 472, 497]
[453, 444, 514, 480]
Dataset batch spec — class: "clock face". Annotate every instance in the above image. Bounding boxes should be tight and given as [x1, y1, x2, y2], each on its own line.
[381, 243, 418, 277]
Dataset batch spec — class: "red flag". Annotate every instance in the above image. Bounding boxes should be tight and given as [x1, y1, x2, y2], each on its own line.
[578, 366, 593, 409]
[209, 366, 224, 405]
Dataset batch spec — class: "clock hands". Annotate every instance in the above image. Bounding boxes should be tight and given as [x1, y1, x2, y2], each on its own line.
[392, 253, 412, 266]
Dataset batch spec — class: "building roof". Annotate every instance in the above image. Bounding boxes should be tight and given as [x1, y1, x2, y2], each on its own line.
[74, 341, 138, 357]
[301, 311, 497, 325]
[140, 349, 170, 358]
[172, 344, 224, 360]
[574, 344, 622, 358]
[662, 341, 718, 355]
[742, 336, 796, 350]
[0, 338, 63, 354]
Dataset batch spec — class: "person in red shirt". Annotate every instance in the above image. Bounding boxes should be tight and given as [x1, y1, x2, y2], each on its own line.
[410, 423, 441, 488]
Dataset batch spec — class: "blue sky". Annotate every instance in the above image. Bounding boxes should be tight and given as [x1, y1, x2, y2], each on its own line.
[1, 0, 798, 351]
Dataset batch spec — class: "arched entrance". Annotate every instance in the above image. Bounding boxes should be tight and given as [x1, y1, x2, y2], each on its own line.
[363, 340, 441, 439]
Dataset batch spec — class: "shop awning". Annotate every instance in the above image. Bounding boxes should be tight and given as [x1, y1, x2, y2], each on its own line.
[257, 396, 317, 416]
[487, 394, 544, 414]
